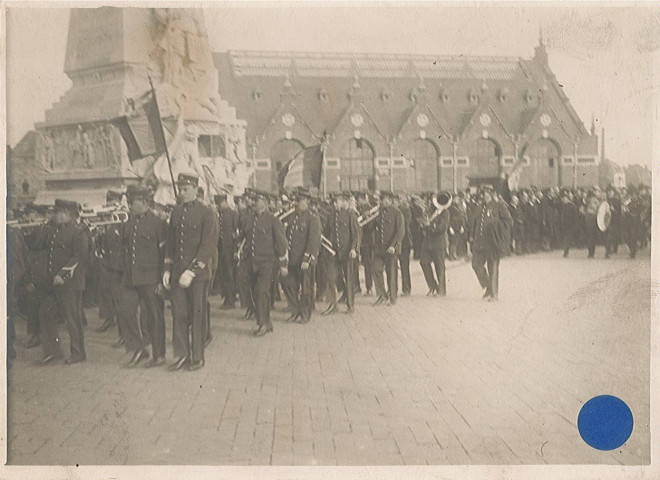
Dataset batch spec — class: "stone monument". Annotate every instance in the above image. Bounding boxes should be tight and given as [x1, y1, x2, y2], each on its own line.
[35, 7, 249, 205]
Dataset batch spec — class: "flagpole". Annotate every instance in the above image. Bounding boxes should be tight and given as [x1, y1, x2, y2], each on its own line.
[321, 132, 328, 199]
[147, 71, 178, 199]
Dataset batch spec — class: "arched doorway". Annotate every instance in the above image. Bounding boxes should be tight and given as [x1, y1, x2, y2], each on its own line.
[270, 138, 305, 191]
[340, 138, 375, 191]
[468, 138, 501, 187]
[409, 139, 439, 193]
[525, 138, 561, 187]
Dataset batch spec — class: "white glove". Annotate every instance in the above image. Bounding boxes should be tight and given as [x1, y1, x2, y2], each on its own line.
[449, 227, 455, 235]
[459, 226, 464, 234]
[179, 269, 195, 289]
[162, 271, 171, 290]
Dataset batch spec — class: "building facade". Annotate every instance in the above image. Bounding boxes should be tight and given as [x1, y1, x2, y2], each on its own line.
[214, 38, 600, 193]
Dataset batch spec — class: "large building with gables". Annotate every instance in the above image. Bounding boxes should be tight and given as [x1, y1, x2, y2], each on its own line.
[214, 38, 600, 193]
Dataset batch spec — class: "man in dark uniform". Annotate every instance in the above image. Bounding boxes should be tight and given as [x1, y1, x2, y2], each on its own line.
[357, 192, 375, 296]
[322, 192, 360, 315]
[419, 193, 451, 296]
[236, 193, 256, 319]
[37, 200, 89, 364]
[163, 174, 218, 371]
[396, 194, 413, 297]
[583, 191, 601, 258]
[621, 188, 641, 259]
[409, 196, 424, 260]
[521, 190, 538, 253]
[508, 194, 525, 255]
[96, 190, 124, 336]
[469, 185, 513, 301]
[215, 194, 239, 309]
[559, 190, 579, 258]
[605, 187, 622, 258]
[373, 191, 405, 306]
[281, 188, 322, 323]
[244, 190, 288, 336]
[116, 185, 168, 368]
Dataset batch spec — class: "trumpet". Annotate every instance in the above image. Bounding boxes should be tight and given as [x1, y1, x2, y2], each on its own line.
[358, 205, 380, 227]
[83, 211, 129, 231]
[277, 207, 295, 222]
[7, 219, 48, 230]
[321, 234, 336, 256]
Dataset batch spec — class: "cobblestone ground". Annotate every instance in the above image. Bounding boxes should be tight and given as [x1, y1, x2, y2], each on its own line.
[7, 247, 652, 466]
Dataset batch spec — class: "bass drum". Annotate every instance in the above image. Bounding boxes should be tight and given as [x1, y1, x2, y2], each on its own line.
[597, 201, 612, 232]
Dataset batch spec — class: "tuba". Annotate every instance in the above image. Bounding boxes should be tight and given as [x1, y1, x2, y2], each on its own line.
[427, 192, 452, 223]
[597, 201, 612, 232]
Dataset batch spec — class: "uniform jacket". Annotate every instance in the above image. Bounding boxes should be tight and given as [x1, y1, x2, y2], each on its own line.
[35, 220, 88, 290]
[286, 209, 322, 267]
[325, 208, 360, 261]
[237, 207, 255, 260]
[470, 200, 513, 255]
[218, 207, 239, 254]
[374, 205, 405, 256]
[165, 199, 218, 281]
[99, 224, 123, 271]
[122, 210, 167, 286]
[399, 205, 413, 250]
[358, 203, 376, 248]
[421, 208, 450, 251]
[245, 209, 288, 266]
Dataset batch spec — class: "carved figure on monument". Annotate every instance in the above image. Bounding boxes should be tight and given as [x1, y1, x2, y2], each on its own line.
[81, 127, 95, 169]
[151, 8, 221, 118]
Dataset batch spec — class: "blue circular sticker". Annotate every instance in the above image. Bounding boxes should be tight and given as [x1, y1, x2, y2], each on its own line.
[578, 395, 633, 450]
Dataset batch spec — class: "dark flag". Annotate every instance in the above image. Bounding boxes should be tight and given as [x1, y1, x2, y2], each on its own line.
[112, 90, 168, 163]
[276, 145, 323, 192]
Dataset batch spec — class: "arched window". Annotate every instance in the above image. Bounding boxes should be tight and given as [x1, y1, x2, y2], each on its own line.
[340, 138, 375, 191]
[468, 138, 501, 181]
[409, 139, 439, 193]
[525, 138, 561, 186]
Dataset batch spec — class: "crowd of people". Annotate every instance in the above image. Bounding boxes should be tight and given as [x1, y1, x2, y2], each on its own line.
[7, 174, 651, 371]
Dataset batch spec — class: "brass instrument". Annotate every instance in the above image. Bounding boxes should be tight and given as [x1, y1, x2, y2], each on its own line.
[81, 206, 129, 231]
[358, 205, 380, 227]
[597, 201, 612, 232]
[321, 234, 336, 256]
[7, 219, 48, 230]
[277, 207, 295, 222]
[423, 192, 452, 225]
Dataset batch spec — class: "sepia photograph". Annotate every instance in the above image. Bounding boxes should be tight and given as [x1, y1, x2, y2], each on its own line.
[2, 1, 658, 479]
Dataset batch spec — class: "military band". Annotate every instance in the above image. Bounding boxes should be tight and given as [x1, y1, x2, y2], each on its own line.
[7, 176, 651, 371]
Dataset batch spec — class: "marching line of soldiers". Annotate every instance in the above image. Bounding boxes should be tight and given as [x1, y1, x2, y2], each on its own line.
[7, 175, 651, 370]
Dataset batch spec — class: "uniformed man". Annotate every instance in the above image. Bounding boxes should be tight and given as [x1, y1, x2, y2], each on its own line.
[357, 192, 375, 296]
[281, 188, 322, 323]
[508, 194, 525, 255]
[559, 190, 579, 258]
[373, 191, 405, 306]
[215, 194, 239, 309]
[419, 192, 451, 296]
[322, 192, 360, 315]
[116, 185, 168, 368]
[395, 194, 413, 296]
[469, 185, 513, 301]
[96, 190, 124, 335]
[163, 174, 218, 371]
[236, 192, 256, 320]
[37, 200, 88, 364]
[583, 191, 601, 259]
[244, 190, 288, 336]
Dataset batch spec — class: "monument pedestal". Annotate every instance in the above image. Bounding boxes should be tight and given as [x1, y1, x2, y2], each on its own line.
[35, 7, 248, 205]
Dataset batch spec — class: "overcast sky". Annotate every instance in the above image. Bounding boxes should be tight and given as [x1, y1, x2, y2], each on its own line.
[6, 2, 660, 167]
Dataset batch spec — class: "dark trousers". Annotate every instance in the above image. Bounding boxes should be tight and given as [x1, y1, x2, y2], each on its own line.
[219, 252, 237, 306]
[326, 257, 355, 309]
[171, 277, 208, 362]
[118, 283, 165, 358]
[361, 245, 374, 292]
[420, 247, 446, 295]
[399, 245, 411, 294]
[373, 252, 398, 303]
[512, 224, 524, 255]
[26, 288, 46, 338]
[237, 259, 254, 312]
[471, 250, 500, 298]
[281, 264, 314, 321]
[585, 222, 598, 257]
[41, 286, 85, 360]
[315, 253, 328, 301]
[248, 260, 275, 328]
[98, 267, 122, 324]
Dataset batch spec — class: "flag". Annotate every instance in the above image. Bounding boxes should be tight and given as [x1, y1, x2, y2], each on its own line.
[276, 145, 323, 192]
[112, 90, 168, 163]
